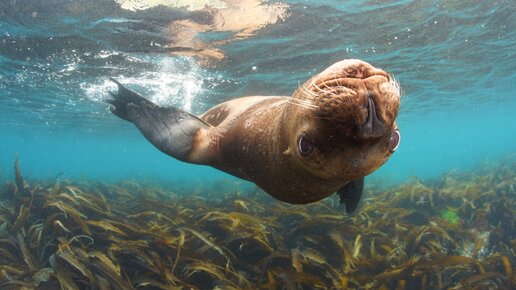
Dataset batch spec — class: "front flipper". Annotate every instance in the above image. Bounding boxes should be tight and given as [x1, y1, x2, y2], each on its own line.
[108, 78, 213, 163]
[337, 178, 364, 214]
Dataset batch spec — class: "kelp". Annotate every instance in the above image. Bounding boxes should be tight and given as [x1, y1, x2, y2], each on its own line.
[0, 158, 514, 289]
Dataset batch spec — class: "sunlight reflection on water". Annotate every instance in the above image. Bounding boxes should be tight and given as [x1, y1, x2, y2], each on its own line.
[81, 56, 207, 112]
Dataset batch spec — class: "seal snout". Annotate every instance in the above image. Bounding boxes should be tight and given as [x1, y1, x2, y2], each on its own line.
[358, 93, 388, 138]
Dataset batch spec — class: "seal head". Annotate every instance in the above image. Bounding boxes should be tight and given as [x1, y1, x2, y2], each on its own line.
[274, 59, 401, 203]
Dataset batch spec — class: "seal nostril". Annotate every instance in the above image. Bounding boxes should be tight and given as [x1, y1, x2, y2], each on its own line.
[359, 94, 388, 138]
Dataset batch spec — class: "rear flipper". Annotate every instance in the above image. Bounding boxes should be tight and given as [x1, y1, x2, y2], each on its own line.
[108, 78, 212, 163]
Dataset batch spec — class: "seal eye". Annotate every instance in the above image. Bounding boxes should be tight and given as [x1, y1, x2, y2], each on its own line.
[298, 135, 314, 156]
[389, 129, 401, 152]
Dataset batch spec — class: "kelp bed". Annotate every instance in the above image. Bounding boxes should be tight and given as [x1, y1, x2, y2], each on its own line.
[0, 159, 514, 290]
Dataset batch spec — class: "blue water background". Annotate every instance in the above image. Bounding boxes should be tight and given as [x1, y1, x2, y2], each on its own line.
[0, 0, 515, 188]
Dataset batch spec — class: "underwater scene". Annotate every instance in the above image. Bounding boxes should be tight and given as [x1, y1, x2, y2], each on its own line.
[0, 0, 515, 289]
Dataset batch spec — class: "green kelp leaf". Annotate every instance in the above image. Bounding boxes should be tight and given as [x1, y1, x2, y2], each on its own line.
[440, 208, 460, 224]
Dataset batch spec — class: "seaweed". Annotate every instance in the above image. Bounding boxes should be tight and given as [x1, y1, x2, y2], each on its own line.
[440, 208, 460, 225]
[0, 158, 514, 289]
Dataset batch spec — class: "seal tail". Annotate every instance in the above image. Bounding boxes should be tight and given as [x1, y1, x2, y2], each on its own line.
[107, 78, 212, 163]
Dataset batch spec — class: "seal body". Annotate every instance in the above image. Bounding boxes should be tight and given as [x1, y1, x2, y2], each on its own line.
[108, 59, 401, 211]
[199, 96, 345, 204]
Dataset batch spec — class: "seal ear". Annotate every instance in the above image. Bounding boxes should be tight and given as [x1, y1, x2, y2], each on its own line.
[337, 177, 364, 214]
[108, 78, 213, 163]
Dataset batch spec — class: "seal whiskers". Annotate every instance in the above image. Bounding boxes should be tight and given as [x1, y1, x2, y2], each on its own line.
[286, 97, 318, 111]
[388, 76, 405, 106]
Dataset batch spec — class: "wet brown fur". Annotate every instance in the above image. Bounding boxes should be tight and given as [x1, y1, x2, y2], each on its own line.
[193, 59, 400, 204]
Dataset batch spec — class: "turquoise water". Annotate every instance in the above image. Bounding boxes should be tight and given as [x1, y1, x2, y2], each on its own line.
[1, 0, 515, 186]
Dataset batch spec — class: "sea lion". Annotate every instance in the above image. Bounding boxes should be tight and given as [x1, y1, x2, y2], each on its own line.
[108, 59, 401, 213]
